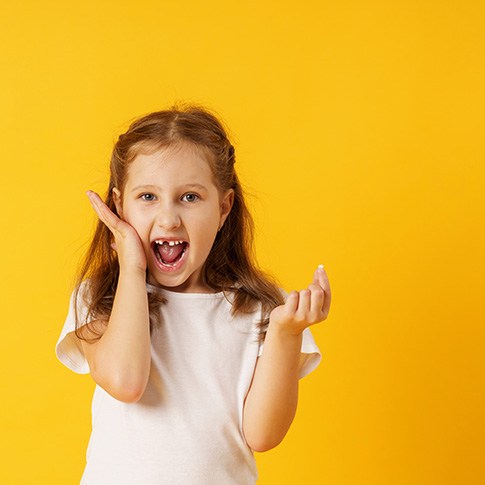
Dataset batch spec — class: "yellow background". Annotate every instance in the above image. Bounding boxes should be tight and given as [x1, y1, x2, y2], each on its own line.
[1, 1, 484, 483]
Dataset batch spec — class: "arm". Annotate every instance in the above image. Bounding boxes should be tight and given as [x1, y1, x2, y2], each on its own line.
[79, 191, 151, 403]
[242, 266, 331, 452]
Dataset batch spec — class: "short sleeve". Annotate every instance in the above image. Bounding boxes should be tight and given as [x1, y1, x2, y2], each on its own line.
[55, 283, 91, 374]
[257, 326, 322, 379]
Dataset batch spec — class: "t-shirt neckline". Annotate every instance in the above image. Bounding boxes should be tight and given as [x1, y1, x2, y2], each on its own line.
[146, 282, 226, 299]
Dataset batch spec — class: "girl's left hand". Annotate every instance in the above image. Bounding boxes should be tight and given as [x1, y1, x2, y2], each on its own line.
[269, 265, 331, 335]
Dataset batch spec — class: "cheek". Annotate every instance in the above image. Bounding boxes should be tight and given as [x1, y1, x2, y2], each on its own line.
[188, 215, 218, 247]
[200, 209, 220, 232]
[122, 208, 152, 234]
[203, 213, 222, 245]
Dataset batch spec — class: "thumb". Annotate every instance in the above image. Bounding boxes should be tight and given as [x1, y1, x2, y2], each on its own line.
[313, 265, 332, 314]
[313, 264, 325, 287]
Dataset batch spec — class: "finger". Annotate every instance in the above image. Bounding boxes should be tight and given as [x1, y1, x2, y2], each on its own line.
[308, 283, 325, 316]
[285, 291, 299, 314]
[86, 190, 114, 223]
[312, 264, 327, 288]
[314, 263, 331, 296]
[317, 265, 332, 317]
[86, 190, 110, 221]
[87, 190, 124, 235]
[296, 289, 311, 320]
[322, 290, 331, 319]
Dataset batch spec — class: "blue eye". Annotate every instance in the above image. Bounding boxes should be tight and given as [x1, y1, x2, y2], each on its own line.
[182, 193, 199, 203]
[141, 193, 156, 201]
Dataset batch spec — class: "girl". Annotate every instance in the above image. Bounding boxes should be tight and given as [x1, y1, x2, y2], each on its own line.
[56, 103, 331, 484]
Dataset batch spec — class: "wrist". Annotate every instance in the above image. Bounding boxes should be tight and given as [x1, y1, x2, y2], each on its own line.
[266, 320, 304, 340]
[119, 266, 147, 280]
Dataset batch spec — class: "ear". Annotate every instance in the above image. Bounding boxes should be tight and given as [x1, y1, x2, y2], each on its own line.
[219, 189, 234, 228]
[112, 187, 123, 218]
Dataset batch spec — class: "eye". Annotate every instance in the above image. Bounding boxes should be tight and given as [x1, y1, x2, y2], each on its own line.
[140, 193, 156, 201]
[181, 193, 199, 203]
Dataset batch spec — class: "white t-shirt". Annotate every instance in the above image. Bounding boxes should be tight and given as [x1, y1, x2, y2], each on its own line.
[55, 283, 322, 485]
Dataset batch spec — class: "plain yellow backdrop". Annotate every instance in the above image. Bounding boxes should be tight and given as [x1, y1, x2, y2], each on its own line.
[1, 1, 484, 483]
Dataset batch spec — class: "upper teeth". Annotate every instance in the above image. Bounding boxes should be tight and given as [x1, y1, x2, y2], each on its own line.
[155, 240, 184, 246]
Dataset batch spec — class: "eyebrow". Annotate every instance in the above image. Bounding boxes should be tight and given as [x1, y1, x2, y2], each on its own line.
[130, 183, 209, 192]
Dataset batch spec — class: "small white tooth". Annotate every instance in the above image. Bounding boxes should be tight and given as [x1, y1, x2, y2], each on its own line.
[168, 241, 174, 246]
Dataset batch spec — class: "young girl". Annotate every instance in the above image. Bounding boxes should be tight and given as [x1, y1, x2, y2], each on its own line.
[56, 103, 331, 484]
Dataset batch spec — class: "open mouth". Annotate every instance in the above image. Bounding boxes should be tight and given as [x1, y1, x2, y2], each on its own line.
[152, 239, 188, 269]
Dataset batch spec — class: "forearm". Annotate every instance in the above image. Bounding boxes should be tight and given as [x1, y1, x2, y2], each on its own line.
[91, 268, 151, 400]
[243, 267, 331, 451]
[243, 324, 302, 452]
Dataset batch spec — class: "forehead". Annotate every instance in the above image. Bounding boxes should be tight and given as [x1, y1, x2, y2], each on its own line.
[125, 142, 216, 187]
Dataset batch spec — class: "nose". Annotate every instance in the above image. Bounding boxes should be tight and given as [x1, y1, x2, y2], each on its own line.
[156, 203, 181, 231]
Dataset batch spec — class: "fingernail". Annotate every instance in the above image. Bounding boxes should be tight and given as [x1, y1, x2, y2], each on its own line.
[318, 264, 324, 270]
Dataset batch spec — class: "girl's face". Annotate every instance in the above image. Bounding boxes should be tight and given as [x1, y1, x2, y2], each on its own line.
[113, 142, 233, 293]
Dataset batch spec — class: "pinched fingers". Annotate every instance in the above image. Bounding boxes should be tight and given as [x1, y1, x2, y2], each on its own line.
[280, 284, 326, 329]
[270, 266, 332, 332]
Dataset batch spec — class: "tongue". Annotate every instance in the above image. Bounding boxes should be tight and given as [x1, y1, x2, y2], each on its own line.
[158, 243, 184, 264]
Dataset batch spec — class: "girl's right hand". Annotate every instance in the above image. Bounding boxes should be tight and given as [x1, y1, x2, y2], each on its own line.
[86, 190, 147, 273]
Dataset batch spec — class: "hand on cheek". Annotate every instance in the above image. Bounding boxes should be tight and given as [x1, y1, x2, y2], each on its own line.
[269, 265, 331, 335]
[86, 190, 147, 273]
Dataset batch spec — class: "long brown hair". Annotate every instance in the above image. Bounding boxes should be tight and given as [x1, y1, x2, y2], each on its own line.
[74, 102, 284, 342]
